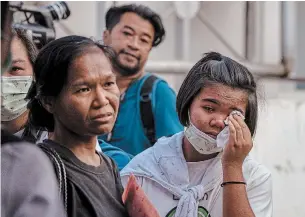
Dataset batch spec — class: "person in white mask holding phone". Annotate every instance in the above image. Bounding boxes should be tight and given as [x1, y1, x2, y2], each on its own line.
[1, 28, 47, 142]
[121, 52, 272, 217]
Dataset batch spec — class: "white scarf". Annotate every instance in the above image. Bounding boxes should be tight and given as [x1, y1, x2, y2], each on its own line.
[120, 132, 223, 217]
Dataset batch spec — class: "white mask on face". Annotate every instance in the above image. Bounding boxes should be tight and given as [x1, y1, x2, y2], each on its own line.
[1, 76, 33, 121]
[184, 110, 245, 155]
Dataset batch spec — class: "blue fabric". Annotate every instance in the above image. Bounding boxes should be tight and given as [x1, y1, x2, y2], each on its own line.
[99, 139, 133, 171]
[98, 73, 184, 156]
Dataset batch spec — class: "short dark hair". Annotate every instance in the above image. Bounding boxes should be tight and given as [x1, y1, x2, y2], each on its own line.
[177, 52, 258, 136]
[105, 4, 165, 47]
[13, 28, 38, 66]
[27, 35, 115, 132]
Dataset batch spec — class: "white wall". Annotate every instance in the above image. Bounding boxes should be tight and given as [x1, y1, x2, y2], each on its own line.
[253, 80, 305, 216]
[52, 1, 282, 65]
[54, 1, 99, 39]
[113, 1, 247, 62]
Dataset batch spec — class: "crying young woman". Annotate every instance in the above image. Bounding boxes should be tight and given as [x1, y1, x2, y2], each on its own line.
[121, 52, 272, 217]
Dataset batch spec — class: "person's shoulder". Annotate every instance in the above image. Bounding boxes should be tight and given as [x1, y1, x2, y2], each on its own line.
[98, 141, 124, 167]
[99, 140, 132, 169]
[137, 73, 174, 95]
[2, 140, 50, 164]
[141, 73, 165, 86]
[100, 139, 123, 152]
[244, 155, 271, 174]
[152, 76, 176, 97]
[243, 155, 272, 187]
[1, 141, 57, 188]
[151, 75, 171, 88]
[98, 146, 115, 166]
[120, 133, 183, 176]
[100, 140, 132, 158]
[120, 146, 153, 173]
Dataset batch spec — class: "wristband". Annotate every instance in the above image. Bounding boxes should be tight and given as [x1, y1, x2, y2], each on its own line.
[221, 181, 246, 187]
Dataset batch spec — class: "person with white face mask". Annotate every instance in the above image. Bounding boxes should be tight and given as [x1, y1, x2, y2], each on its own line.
[1, 75, 33, 121]
[0, 28, 45, 142]
[121, 52, 272, 217]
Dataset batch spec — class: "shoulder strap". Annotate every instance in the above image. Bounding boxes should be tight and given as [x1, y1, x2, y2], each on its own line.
[140, 74, 159, 147]
[38, 143, 68, 213]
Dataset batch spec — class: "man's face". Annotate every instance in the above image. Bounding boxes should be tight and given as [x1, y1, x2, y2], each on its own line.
[189, 84, 248, 139]
[103, 12, 155, 76]
[50, 47, 120, 136]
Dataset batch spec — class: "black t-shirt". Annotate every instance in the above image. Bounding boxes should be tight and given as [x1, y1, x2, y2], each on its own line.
[42, 139, 129, 217]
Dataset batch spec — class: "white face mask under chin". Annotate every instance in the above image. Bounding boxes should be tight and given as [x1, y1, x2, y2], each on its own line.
[1, 76, 33, 121]
[184, 110, 245, 155]
[185, 121, 222, 155]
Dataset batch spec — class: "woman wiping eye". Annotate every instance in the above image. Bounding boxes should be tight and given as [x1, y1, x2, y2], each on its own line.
[121, 52, 272, 217]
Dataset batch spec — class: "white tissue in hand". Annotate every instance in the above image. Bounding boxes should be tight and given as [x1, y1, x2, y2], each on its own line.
[216, 110, 245, 148]
[216, 127, 230, 148]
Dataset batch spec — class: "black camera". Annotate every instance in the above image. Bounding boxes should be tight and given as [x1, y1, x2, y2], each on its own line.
[9, 1, 71, 49]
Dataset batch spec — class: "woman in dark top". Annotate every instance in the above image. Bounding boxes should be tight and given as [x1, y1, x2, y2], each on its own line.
[27, 35, 129, 217]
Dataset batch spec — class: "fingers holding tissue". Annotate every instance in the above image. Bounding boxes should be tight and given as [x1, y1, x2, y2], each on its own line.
[221, 111, 253, 167]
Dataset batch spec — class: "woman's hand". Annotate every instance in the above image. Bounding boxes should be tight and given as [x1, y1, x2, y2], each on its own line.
[222, 114, 253, 170]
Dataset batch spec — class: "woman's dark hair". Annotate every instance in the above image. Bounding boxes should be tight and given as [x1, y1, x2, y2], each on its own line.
[27, 35, 115, 132]
[105, 4, 165, 47]
[177, 52, 258, 136]
[12, 28, 38, 65]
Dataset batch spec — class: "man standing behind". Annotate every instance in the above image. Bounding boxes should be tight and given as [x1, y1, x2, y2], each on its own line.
[100, 4, 183, 156]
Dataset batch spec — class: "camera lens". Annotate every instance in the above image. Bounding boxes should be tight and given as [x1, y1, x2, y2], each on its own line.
[44, 1, 70, 21]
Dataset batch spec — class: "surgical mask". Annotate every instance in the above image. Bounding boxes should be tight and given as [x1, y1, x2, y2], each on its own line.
[1, 76, 33, 121]
[184, 110, 245, 155]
